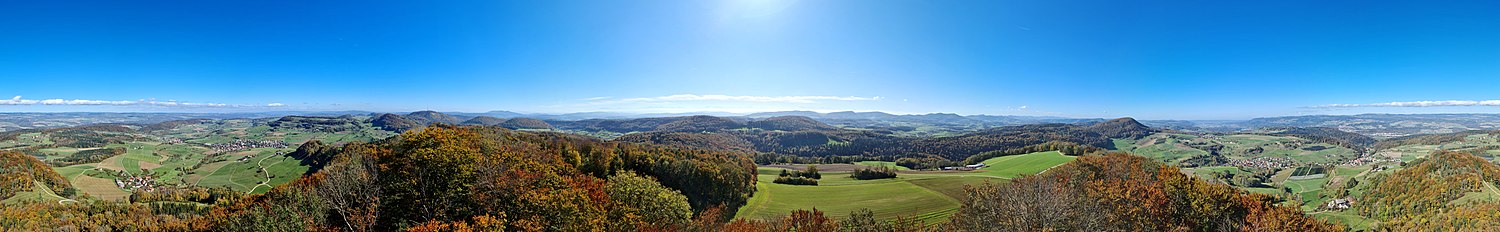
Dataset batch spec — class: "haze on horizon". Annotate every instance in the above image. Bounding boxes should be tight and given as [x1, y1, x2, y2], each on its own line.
[3, 0, 1499, 120]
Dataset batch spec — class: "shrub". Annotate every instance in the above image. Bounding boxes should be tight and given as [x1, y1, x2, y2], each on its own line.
[773, 176, 819, 186]
[777, 166, 822, 180]
[849, 166, 897, 180]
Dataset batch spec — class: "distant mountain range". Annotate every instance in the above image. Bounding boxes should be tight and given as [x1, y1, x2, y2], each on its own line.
[4, 110, 1500, 139]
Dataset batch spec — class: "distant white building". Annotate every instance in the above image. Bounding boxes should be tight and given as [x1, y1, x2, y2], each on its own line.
[1325, 198, 1352, 210]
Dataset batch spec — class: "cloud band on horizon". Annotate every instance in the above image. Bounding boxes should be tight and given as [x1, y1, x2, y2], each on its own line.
[1313, 100, 1500, 108]
[0, 96, 285, 108]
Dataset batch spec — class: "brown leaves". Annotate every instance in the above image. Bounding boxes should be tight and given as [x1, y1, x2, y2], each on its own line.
[950, 153, 1343, 232]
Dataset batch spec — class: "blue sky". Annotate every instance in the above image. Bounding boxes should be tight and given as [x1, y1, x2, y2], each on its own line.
[2, 0, 1498, 119]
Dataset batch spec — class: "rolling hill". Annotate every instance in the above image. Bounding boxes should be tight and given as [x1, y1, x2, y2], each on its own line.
[747, 116, 838, 131]
[1357, 150, 1500, 230]
[460, 116, 507, 126]
[404, 110, 466, 125]
[498, 118, 553, 130]
[0, 151, 71, 201]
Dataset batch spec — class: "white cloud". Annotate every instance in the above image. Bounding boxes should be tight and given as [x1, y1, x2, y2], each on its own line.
[0, 96, 275, 108]
[267, 103, 286, 107]
[1313, 100, 1500, 108]
[604, 94, 883, 104]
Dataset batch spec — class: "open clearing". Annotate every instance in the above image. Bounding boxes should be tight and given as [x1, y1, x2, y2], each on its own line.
[194, 148, 306, 193]
[736, 169, 962, 223]
[853, 161, 911, 170]
[737, 151, 1073, 223]
[973, 151, 1076, 178]
[73, 172, 129, 201]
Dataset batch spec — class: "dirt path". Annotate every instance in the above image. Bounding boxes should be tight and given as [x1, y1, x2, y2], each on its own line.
[1485, 181, 1500, 197]
[1035, 163, 1067, 175]
[245, 156, 284, 194]
[31, 181, 77, 205]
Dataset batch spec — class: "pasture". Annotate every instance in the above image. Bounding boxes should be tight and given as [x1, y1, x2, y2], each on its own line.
[193, 148, 305, 193]
[737, 150, 1074, 223]
[736, 171, 962, 222]
[853, 161, 910, 170]
[1113, 134, 1210, 164]
[973, 151, 1076, 178]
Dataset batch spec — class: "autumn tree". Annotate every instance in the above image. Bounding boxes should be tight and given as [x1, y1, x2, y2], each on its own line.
[315, 144, 382, 232]
[606, 171, 693, 228]
[949, 153, 1342, 231]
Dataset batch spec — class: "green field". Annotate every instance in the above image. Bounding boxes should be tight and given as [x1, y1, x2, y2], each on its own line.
[1182, 166, 1249, 180]
[1311, 211, 1373, 231]
[902, 174, 999, 200]
[192, 148, 307, 193]
[53, 165, 94, 179]
[853, 161, 910, 170]
[1285, 177, 1330, 210]
[737, 151, 1073, 223]
[1113, 135, 1209, 163]
[736, 171, 962, 222]
[973, 151, 1076, 178]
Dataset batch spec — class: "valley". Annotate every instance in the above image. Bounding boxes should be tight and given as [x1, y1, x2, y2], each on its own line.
[4, 111, 1500, 230]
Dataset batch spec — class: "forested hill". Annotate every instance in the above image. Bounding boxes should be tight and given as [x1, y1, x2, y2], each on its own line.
[548, 117, 688, 133]
[459, 115, 506, 126]
[953, 153, 1341, 231]
[370, 113, 423, 132]
[1373, 130, 1500, 150]
[371, 111, 477, 131]
[615, 131, 757, 153]
[902, 118, 1153, 160]
[374, 111, 558, 131]
[404, 110, 465, 125]
[461, 116, 555, 130]
[745, 116, 838, 131]
[0, 151, 71, 201]
[654, 115, 747, 132]
[1266, 127, 1377, 154]
[498, 118, 553, 130]
[1357, 151, 1500, 230]
[1085, 117, 1155, 139]
[613, 116, 1158, 163]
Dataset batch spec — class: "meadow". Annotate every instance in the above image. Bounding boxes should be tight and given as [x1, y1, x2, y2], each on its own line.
[736, 151, 1074, 223]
